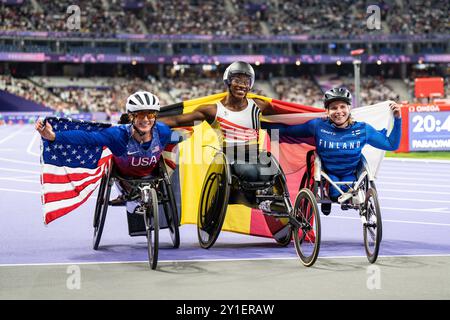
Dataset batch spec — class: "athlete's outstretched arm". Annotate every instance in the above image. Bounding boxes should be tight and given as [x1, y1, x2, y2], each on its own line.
[366, 103, 402, 151]
[35, 119, 127, 154]
[159, 104, 216, 128]
[262, 118, 317, 138]
[254, 98, 277, 115]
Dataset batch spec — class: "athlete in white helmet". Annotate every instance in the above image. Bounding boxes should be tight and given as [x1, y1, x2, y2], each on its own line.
[36, 91, 179, 179]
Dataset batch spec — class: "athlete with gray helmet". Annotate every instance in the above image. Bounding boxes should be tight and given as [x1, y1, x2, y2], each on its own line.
[160, 61, 280, 183]
[263, 87, 402, 210]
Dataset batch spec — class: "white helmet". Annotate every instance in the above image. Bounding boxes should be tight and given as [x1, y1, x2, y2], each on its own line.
[126, 91, 160, 113]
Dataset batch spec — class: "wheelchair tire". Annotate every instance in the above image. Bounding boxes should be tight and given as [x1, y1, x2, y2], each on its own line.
[363, 188, 382, 264]
[272, 174, 292, 247]
[161, 175, 180, 249]
[197, 152, 231, 249]
[145, 187, 159, 270]
[93, 166, 112, 250]
[293, 188, 321, 267]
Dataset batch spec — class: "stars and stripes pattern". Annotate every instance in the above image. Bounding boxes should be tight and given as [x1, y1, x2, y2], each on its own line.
[40, 117, 112, 225]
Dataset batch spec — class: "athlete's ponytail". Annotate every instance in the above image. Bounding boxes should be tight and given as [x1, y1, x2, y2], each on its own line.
[118, 113, 131, 124]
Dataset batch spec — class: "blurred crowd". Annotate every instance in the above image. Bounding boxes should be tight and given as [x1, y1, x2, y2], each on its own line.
[1, 0, 447, 36]
[0, 74, 407, 113]
[387, 0, 448, 35]
[272, 76, 324, 107]
[341, 76, 399, 106]
[0, 76, 167, 113]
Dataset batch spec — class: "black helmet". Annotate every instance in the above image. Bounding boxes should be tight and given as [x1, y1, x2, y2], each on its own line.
[223, 61, 255, 89]
[324, 87, 352, 108]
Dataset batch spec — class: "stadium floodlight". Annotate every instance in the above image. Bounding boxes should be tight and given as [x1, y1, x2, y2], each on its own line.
[351, 48, 364, 108]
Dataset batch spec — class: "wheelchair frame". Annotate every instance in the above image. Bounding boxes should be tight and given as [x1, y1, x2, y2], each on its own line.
[301, 150, 382, 263]
[197, 146, 322, 267]
[92, 156, 181, 270]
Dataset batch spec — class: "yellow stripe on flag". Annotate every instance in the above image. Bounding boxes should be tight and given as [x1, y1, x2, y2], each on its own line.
[178, 92, 271, 235]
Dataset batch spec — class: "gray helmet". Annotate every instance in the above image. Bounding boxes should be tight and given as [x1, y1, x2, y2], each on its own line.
[223, 61, 255, 89]
[324, 87, 352, 108]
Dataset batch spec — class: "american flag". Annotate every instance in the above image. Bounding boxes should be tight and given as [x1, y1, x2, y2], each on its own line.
[40, 117, 112, 225]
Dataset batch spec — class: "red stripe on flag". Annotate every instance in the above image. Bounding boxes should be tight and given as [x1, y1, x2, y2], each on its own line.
[271, 99, 323, 114]
[164, 143, 177, 152]
[43, 166, 102, 183]
[43, 174, 103, 203]
[44, 188, 97, 224]
[164, 158, 177, 170]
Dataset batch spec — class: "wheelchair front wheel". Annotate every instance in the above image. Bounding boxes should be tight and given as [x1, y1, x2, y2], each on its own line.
[145, 187, 159, 270]
[197, 153, 230, 249]
[363, 188, 382, 264]
[93, 168, 112, 250]
[293, 188, 321, 267]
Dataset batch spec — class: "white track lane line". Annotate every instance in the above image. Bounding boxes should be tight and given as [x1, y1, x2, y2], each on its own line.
[376, 181, 450, 188]
[324, 215, 450, 227]
[384, 158, 450, 164]
[0, 177, 40, 183]
[380, 196, 450, 204]
[0, 167, 40, 174]
[381, 206, 450, 214]
[0, 187, 40, 194]
[0, 157, 40, 166]
[2, 253, 450, 268]
[378, 188, 450, 196]
[26, 132, 40, 157]
[0, 126, 27, 145]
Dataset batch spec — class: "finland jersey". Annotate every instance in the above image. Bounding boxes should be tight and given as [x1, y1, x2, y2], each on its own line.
[315, 120, 368, 176]
[264, 118, 402, 177]
[211, 98, 261, 147]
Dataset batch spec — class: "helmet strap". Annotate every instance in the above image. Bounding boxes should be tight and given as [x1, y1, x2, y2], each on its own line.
[132, 124, 146, 137]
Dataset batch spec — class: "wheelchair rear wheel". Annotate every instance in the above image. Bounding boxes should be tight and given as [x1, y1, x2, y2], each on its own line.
[363, 188, 382, 264]
[293, 188, 321, 267]
[197, 152, 231, 249]
[145, 187, 159, 270]
[93, 166, 112, 250]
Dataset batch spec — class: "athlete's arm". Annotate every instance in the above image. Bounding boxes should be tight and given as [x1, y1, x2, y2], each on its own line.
[35, 119, 128, 155]
[159, 104, 216, 127]
[262, 118, 317, 138]
[366, 117, 402, 151]
[366, 102, 402, 151]
[156, 122, 180, 146]
[254, 98, 277, 115]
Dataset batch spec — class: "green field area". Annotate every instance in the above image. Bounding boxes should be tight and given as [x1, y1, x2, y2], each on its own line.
[386, 151, 450, 160]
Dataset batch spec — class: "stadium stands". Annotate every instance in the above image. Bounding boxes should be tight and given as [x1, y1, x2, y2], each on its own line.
[1, 1, 447, 36]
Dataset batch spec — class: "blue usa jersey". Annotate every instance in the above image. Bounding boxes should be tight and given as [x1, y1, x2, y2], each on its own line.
[54, 121, 179, 177]
[264, 118, 401, 177]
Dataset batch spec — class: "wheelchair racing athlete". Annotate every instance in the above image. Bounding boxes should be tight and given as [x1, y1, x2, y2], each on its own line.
[35, 91, 180, 208]
[159, 61, 285, 210]
[263, 87, 402, 210]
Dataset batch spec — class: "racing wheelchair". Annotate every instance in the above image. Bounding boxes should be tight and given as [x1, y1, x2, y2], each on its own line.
[299, 150, 382, 263]
[197, 146, 321, 267]
[92, 156, 180, 270]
